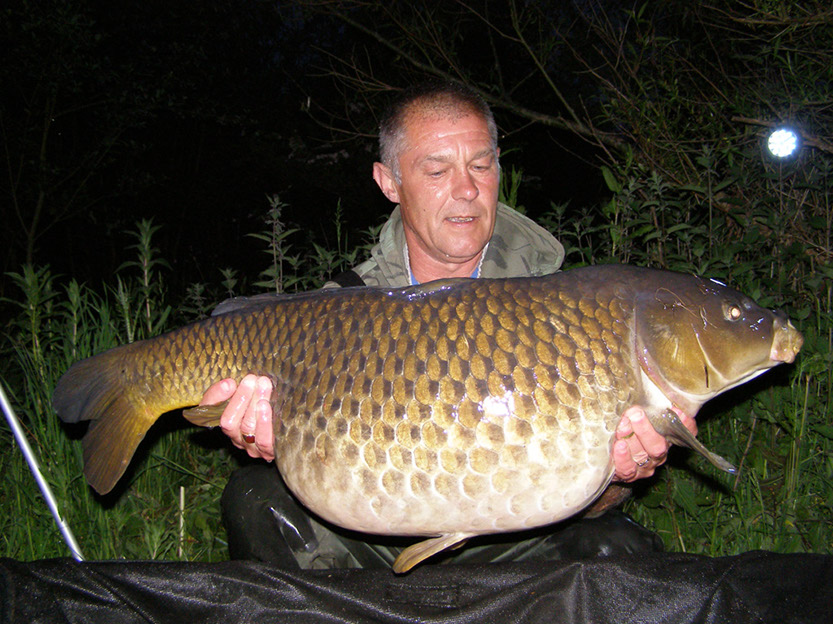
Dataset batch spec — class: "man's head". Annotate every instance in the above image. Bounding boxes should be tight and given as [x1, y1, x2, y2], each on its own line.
[379, 81, 498, 182]
[373, 81, 501, 281]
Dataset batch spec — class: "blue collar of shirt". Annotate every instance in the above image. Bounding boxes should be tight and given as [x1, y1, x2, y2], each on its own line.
[409, 265, 480, 285]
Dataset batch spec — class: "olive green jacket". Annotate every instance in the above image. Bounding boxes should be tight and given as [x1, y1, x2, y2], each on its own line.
[213, 204, 563, 316]
[326, 203, 564, 288]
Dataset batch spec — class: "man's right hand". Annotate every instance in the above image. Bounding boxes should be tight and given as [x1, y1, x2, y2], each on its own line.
[200, 375, 275, 461]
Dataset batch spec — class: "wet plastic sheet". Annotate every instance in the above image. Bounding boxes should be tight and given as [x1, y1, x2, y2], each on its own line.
[1, 550, 831, 623]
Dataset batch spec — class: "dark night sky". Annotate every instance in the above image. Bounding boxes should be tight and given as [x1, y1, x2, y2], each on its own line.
[1, 1, 605, 299]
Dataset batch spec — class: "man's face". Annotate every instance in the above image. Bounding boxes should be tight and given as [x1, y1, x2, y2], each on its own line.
[374, 111, 500, 267]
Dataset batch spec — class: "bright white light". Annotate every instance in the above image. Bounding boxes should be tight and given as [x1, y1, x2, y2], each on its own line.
[767, 127, 800, 158]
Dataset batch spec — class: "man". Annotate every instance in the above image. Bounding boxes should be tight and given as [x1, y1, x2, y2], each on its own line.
[201, 81, 695, 567]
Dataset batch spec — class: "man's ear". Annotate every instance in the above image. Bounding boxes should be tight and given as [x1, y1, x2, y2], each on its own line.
[373, 162, 401, 203]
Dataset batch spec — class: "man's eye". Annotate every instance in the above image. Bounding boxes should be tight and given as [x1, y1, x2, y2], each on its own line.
[428, 170, 446, 177]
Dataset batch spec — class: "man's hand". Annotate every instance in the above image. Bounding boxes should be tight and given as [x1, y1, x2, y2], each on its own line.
[200, 375, 275, 461]
[612, 406, 697, 482]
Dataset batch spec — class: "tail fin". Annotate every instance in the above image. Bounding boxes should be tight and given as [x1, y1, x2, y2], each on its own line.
[53, 344, 159, 495]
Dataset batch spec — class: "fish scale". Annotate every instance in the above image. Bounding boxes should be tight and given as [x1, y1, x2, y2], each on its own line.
[277, 275, 621, 538]
[52, 264, 803, 573]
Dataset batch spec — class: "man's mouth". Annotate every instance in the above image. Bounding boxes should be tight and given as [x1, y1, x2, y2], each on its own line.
[447, 216, 476, 223]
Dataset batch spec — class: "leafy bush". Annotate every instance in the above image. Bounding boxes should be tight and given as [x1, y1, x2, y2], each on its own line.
[541, 140, 832, 555]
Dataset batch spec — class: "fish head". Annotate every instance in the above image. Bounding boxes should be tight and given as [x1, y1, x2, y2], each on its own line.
[634, 274, 803, 414]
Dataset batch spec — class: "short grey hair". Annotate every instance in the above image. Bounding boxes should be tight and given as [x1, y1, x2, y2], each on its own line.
[378, 80, 499, 181]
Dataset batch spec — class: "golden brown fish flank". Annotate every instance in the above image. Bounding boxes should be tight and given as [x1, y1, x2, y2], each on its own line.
[52, 265, 803, 572]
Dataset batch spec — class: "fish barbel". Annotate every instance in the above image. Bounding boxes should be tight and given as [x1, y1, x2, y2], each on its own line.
[53, 265, 803, 572]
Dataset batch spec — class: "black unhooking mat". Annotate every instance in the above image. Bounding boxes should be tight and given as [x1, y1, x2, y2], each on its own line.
[1, 551, 831, 623]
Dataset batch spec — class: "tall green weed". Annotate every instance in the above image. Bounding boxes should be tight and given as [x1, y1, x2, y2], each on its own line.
[0, 223, 229, 561]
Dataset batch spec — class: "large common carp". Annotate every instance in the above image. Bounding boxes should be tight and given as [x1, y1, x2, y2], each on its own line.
[53, 265, 803, 572]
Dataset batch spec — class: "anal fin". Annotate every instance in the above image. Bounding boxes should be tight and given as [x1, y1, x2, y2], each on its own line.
[183, 402, 228, 427]
[184, 374, 286, 430]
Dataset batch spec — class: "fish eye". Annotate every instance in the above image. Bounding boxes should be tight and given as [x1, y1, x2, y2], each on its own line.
[724, 303, 743, 321]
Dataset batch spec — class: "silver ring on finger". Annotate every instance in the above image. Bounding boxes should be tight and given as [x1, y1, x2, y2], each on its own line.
[635, 457, 650, 467]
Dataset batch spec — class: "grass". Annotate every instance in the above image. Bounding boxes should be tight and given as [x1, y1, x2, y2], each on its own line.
[0, 143, 831, 562]
[1, 262, 233, 562]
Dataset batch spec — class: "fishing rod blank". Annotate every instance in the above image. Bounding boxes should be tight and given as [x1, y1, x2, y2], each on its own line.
[0, 380, 84, 561]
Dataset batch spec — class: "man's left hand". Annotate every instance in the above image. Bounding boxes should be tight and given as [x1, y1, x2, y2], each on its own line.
[612, 406, 696, 482]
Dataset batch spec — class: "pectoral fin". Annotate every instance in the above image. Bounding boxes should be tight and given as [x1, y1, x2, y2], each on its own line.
[652, 409, 737, 474]
[392, 533, 473, 574]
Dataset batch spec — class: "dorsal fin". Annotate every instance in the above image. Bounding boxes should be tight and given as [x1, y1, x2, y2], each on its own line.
[400, 278, 471, 300]
[211, 292, 287, 316]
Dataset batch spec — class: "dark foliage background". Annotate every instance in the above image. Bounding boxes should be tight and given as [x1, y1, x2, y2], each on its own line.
[0, 0, 618, 297]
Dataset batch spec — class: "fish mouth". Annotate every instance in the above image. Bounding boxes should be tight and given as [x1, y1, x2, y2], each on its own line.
[770, 319, 803, 364]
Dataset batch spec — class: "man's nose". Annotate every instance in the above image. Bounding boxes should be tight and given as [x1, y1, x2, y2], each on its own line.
[451, 170, 479, 201]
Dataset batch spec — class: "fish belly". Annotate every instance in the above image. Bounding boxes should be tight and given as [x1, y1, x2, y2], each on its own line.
[277, 418, 617, 536]
[266, 275, 634, 537]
